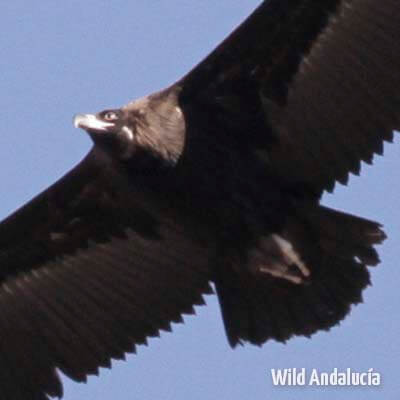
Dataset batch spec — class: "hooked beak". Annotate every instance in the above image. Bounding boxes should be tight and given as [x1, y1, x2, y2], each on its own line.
[73, 114, 114, 131]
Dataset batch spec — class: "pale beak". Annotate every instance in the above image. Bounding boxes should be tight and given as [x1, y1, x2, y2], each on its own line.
[73, 114, 114, 131]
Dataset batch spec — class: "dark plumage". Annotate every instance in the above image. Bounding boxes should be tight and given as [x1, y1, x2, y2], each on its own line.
[0, 1, 399, 398]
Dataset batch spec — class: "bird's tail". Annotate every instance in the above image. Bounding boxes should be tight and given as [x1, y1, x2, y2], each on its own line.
[215, 205, 386, 347]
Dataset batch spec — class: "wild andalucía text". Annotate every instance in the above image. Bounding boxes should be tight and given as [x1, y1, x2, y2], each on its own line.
[271, 367, 380, 387]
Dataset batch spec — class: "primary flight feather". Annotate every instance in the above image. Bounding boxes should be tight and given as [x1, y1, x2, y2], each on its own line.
[0, 1, 399, 399]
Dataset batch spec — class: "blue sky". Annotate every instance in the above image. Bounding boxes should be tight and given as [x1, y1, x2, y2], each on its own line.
[0, 2, 399, 399]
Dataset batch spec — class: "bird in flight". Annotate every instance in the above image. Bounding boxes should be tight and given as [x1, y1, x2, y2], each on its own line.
[0, 1, 399, 399]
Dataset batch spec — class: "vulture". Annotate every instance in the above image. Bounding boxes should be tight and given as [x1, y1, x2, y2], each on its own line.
[0, 1, 399, 398]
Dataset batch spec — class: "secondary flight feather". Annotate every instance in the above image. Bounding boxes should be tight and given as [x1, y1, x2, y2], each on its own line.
[0, 1, 399, 399]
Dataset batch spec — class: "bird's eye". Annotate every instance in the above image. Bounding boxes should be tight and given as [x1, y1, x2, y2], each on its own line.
[103, 111, 118, 121]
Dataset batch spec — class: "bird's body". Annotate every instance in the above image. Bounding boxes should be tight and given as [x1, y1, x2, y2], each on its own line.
[0, 1, 399, 398]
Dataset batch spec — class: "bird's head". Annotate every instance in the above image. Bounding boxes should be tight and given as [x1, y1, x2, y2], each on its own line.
[73, 108, 137, 160]
[73, 90, 186, 168]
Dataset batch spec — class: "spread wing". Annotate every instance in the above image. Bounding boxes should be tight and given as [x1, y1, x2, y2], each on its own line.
[178, 0, 400, 194]
[0, 148, 212, 399]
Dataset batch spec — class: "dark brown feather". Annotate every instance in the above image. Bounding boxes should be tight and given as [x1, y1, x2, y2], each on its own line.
[0, 147, 213, 398]
[179, 0, 400, 194]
